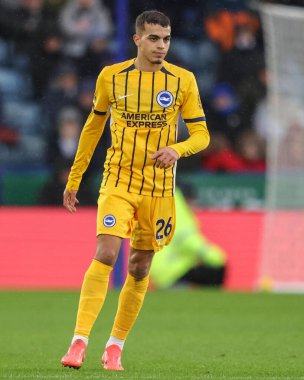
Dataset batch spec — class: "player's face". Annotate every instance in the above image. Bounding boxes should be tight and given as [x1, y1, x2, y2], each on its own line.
[134, 23, 171, 65]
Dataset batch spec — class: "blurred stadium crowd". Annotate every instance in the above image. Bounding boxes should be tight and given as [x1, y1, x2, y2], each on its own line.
[0, 0, 277, 204]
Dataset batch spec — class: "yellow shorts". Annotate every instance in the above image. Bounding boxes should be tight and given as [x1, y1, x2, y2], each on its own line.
[97, 187, 176, 252]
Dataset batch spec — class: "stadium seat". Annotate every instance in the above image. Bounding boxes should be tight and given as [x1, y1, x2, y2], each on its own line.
[0, 67, 32, 101]
[0, 38, 9, 65]
[2, 100, 42, 133]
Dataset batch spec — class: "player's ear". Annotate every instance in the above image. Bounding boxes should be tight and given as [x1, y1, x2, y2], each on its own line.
[133, 34, 140, 47]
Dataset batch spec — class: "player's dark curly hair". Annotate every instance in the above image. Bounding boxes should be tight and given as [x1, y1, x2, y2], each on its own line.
[135, 10, 171, 33]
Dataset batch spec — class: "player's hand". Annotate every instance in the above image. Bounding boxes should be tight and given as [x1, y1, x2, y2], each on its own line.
[151, 147, 179, 169]
[63, 189, 79, 213]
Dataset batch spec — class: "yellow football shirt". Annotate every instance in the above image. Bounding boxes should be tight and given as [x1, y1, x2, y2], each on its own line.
[66, 58, 210, 197]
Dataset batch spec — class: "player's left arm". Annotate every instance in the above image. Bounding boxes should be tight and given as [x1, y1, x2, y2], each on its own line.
[168, 72, 210, 158]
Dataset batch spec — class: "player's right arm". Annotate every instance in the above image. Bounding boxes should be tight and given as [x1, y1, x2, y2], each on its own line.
[63, 68, 110, 212]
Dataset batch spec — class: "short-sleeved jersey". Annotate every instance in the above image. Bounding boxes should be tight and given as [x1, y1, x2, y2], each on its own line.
[67, 58, 210, 197]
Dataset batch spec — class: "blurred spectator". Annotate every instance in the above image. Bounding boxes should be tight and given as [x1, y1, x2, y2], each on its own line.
[0, 0, 55, 58]
[169, 38, 220, 97]
[202, 132, 246, 172]
[0, 1, 22, 9]
[42, 61, 79, 127]
[30, 27, 64, 98]
[235, 129, 266, 172]
[205, 8, 260, 52]
[216, 17, 265, 130]
[77, 78, 95, 120]
[39, 157, 72, 205]
[77, 31, 113, 78]
[236, 62, 266, 131]
[59, 0, 113, 59]
[206, 83, 244, 143]
[0, 86, 45, 164]
[44, 0, 68, 16]
[39, 157, 95, 205]
[218, 25, 264, 86]
[202, 130, 266, 173]
[0, 124, 18, 148]
[0, 92, 19, 149]
[279, 122, 304, 170]
[206, 0, 250, 13]
[48, 106, 82, 165]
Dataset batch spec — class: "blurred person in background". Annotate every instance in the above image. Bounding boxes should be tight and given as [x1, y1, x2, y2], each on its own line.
[217, 23, 265, 129]
[48, 106, 82, 165]
[60, 10, 210, 372]
[39, 157, 73, 205]
[39, 157, 95, 205]
[76, 78, 96, 121]
[235, 129, 266, 172]
[218, 24, 264, 86]
[42, 61, 79, 127]
[201, 132, 245, 172]
[0, 0, 21, 9]
[204, 5, 265, 137]
[77, 30, 113, 78]
[202, 129, 266, 173]
[30, 27, 64, 98]
[0, 91, 19, 155]
[279, 122, 304, 170]
[44, 0, 68, 16]
[205, 5, 260, 52]
[206, 83, 244, 144]
[44, 105, 104, 204]
[0, 0, 54, 58]
[59, 0, 113, 59]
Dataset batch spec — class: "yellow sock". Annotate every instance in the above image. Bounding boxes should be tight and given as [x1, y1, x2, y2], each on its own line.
[110, 273, 149, 340]
[74, 259, 112, 338]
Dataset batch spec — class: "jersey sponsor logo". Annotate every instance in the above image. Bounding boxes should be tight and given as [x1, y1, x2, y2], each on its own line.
[156, 90, 174, 108]
[118, 94, 134, 100]
[121, 112, 167, 128]
[103, 214, 116, 227]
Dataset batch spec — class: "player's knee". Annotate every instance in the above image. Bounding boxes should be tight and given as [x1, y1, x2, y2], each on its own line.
[94, 245, 117, 267]
[129, 261, 150, 279]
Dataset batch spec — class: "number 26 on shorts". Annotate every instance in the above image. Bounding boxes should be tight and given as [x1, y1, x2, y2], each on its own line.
[156, 217, 172, 240]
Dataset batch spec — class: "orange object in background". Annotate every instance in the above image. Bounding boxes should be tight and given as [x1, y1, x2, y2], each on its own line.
[205, 10, 260, 51]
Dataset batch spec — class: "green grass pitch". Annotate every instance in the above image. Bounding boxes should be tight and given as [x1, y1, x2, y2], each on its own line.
[0, 289, 303, 379]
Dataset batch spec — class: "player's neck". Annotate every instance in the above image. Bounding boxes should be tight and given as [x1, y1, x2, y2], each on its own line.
[134, 57, 163, 72]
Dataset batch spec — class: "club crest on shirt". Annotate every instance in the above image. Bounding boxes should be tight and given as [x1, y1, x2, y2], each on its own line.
[103, 214, 116, 227]
[156, 90, 174, 108]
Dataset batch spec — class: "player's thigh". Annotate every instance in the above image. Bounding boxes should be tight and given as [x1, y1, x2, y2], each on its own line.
[97, 187, 139, 238]
[130, 196, 176, 252]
